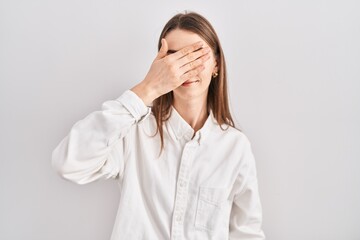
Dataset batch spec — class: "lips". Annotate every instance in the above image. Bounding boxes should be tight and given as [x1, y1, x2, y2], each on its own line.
[183, 79, 200, 84]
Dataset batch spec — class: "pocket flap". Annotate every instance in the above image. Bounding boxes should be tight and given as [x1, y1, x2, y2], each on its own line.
[199, 186, 227, 206]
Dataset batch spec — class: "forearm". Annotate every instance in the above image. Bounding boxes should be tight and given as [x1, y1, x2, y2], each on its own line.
[51, 90, 151, 184]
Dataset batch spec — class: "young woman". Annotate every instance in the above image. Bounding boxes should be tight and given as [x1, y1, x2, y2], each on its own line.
[52, 11, 266, 240]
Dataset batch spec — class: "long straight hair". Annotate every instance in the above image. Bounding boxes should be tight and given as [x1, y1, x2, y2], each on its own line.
[151, 11, 238, 153]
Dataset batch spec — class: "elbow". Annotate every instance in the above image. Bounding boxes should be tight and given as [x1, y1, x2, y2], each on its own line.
[51, 135, 69, 172]
[51, 143, 107, 185]
[51, 154, 90, 185]
[51, 143, 67, 176]
[51, 142, 86, 184]
[51, 148, 72, 183]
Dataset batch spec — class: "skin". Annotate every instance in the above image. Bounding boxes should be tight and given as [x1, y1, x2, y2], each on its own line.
[131, 29, 218, 133]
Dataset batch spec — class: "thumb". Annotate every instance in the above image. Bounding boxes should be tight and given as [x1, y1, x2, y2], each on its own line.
[156, 38, 168, 60]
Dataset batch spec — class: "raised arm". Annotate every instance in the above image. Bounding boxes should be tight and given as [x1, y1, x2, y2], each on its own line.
[52, 39, 211, 185]
[51, 90, 151, 184]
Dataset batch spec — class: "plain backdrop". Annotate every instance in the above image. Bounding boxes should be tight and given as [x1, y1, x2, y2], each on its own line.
[0, 1, 359, 239]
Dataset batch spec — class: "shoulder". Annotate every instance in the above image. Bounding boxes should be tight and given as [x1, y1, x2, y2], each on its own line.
[213, 123, 251, 147]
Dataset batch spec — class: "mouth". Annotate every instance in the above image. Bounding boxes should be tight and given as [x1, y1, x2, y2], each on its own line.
[182, 79, 200, 87]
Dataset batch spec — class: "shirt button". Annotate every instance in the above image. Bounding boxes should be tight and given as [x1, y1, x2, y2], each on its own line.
[180, 181, 186, 187]
[176, 214, 182, 222]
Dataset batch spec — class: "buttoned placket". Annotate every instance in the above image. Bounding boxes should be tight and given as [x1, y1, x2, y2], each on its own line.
[170, 132, 201, 240]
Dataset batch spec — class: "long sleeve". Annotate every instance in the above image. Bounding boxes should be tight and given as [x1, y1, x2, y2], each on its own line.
[229, 139, 266, 240]
[51, 90, 151, 185]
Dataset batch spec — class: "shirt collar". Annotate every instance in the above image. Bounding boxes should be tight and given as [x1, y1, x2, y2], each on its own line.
[167, 106, 218, 144]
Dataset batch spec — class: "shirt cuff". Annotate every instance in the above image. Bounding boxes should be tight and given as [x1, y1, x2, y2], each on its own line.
[116, 90, 151, 123]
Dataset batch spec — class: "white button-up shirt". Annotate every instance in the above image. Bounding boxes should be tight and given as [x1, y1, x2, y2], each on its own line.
[52, 90, 266, 240]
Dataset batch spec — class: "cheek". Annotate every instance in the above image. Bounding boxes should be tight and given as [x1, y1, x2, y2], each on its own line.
[199, 68, 212, 79]
[199, 57, 215, 79]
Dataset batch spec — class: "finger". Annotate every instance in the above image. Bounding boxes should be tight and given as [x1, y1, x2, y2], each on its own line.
[177, 47, 211, 68]
[180, 65, 206, 83]
[179, 52, 210, 75]
[169, 41, 204, 60]
[155, 38, 168, 60]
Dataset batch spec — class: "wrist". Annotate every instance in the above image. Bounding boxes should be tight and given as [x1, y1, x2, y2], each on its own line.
[130, 81, 157, 106]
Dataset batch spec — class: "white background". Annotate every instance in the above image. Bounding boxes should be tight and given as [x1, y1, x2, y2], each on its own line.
[0, 1, 359, 239]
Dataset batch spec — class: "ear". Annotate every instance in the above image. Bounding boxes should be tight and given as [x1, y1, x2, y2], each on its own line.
[212, 57, 219, 74]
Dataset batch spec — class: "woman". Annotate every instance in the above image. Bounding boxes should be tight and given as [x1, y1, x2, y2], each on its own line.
[52, 11, 266, 240]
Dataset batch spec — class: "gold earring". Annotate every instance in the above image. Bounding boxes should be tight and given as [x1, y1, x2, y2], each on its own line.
[212, 72, 218, 78]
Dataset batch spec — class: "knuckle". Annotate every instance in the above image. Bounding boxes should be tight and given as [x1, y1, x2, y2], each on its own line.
[189, 52, 196, 60]
[202, 54, 210, 62]
[181, 48, 188, 55]
[169, 65, 177, 74]
[186, 54, 193, 61]
[169, 63, 176, 71]
[195, 61, 200, 68]
[202, 48, 210, 54]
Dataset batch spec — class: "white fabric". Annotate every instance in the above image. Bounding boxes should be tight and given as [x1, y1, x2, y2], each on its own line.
[52, 89, 266, 240]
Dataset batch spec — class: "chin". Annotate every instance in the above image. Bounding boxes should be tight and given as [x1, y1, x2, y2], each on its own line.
[173, 87, 209, 101]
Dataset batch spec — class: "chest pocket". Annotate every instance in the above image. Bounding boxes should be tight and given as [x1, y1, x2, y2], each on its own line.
[195, 186, 228, 232]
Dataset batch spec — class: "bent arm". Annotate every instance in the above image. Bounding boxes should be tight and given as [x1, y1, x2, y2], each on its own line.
[51, 90, 151, 184]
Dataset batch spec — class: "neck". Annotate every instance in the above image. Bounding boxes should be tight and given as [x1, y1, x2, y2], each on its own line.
[172, 96, 209, 133]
